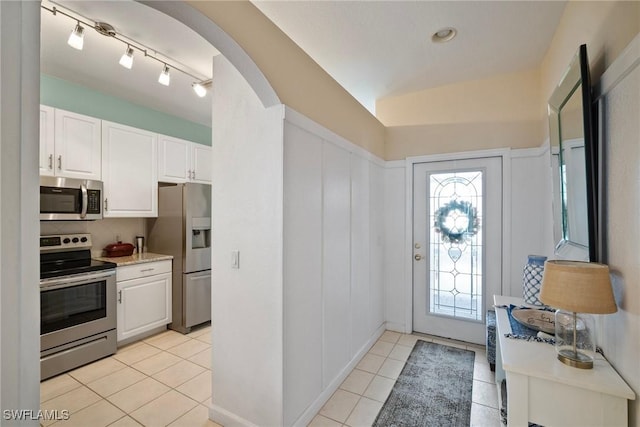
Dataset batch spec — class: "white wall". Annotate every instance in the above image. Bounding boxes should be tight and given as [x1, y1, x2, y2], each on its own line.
[507, 147, 556, 297]
[0, 2, 41, 423]
[282, 108, 385, 426]
[321, 141, 352, 387]
[597, 35, 640, 425]
[209, 55, 285, 427]
[369, 162, 385, 336]
[382, 148, 554, 331]
[283, 122, 323, 427]
[383, 163, 407, 332]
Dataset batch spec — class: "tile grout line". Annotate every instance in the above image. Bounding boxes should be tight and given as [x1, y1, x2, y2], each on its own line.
[41, 328, 214, 427]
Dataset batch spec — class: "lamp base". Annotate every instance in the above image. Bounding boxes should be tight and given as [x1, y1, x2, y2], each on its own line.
[557, 349, 593, 369]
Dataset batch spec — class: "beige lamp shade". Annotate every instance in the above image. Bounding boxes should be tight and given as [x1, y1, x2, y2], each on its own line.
[539, 260, 617, 314]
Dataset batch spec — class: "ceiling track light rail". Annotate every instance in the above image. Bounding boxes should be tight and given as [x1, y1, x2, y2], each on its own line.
[42, 4, 211, 96]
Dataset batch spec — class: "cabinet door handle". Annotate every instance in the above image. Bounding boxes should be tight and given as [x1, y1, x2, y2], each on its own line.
[104, 198, 108, 211]
[188, 170, 193, 180]
[48, 154, 53, 170]
[57, 155, 62, 170]
[192, 170, 196, 180]
[118, 290, 122, 303]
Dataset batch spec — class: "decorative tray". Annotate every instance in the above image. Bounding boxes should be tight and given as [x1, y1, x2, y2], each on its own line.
[511, 308, 555, 334]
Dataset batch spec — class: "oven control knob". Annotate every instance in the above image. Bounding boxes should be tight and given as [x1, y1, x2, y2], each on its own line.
[80, 237, 88, 243]
[63, 238, 71, 244]
[72, 237, 79, 243]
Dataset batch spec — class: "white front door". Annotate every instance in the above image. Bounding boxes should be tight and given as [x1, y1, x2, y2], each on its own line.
[412, 157, 502, 344]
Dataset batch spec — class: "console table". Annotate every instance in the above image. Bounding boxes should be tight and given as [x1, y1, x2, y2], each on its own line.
[494, 295, 635, 426]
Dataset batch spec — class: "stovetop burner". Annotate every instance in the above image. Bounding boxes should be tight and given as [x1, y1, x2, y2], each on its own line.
[40, 234, 116, 280]
[40, 250, 116, 280]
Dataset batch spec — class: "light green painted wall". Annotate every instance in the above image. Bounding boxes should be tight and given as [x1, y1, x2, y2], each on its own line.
[40, 74, 211, 146]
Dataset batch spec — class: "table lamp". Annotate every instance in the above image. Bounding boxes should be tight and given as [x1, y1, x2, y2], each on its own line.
[539, 260, 616, 369]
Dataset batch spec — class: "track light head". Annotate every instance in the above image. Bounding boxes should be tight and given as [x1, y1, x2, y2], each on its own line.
[158, 65, 171, 86]
[119, 46, 134, 69]
[192, 82, 207, 97]
[192, 80, 212, 97]
[67, 22, 84, 50]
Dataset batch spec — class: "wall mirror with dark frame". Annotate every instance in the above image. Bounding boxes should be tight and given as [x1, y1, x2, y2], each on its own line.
[548, 44, 598, 262]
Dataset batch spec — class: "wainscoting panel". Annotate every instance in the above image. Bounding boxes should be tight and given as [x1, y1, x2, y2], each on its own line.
[282, 108, 386, 426]
[351, 154, 372, 358]
[369, 162, 386, 335]
[283, 124, 324, 427]
[321, 141, 353, 389]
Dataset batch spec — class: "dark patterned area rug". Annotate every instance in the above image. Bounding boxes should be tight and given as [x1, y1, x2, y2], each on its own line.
[373, 340, 475, 427]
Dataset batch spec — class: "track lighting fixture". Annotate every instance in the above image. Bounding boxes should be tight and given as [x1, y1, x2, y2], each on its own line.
[119, 45, 134, 69]
[67, 22, 84, 50]
[43, 3, 210, 97]
[158, 65, 171, 86]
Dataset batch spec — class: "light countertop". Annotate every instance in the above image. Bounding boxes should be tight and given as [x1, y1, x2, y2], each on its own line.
[94, 252, 173, 266]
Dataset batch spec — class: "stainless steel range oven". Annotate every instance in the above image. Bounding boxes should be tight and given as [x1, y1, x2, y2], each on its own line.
[40, 234, 117, 380]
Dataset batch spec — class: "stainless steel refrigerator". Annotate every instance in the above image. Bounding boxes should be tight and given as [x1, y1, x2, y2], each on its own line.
[147, 183, 211, 333]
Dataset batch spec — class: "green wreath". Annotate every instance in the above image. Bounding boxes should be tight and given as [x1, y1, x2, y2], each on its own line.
[434, 200, 479, 243]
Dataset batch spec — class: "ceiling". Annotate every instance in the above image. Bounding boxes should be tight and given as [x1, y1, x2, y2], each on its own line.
[252, 1, 567, 114]
[41, 1, 568, 124]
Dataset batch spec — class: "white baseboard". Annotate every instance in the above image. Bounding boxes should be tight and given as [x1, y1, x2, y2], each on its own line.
[209, 403, 260, 427]
[292, 324, 386, 427]
[208, 325, 386, 427]
[384, 321, 408, 334]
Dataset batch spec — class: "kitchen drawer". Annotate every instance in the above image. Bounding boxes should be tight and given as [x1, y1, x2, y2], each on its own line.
[117, 260, 172, 282]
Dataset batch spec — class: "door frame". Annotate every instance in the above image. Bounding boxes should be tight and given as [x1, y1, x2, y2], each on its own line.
[403, 148, 512, 335]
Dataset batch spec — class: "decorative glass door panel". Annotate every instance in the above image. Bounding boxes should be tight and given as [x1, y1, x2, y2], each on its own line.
[413, 157, 502, 344]
[429, 171, 483, 321]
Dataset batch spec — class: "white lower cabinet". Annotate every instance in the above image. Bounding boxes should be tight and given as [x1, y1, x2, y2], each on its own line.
[116, 260, 172, 343]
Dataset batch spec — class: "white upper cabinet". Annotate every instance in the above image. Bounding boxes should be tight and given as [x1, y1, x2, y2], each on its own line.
[55, 109, 102, 180]
[39, 105, 56, 176]
[102, 121, 158, 217]
[158, 135, 191, 183]
[191, 143, 212, 184]
[40, 108, 102, 179]
[158, 134, 212, 184]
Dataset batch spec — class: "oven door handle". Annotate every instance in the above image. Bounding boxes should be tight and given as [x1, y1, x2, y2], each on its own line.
[40, 270, 115, 290]
[80, 183, 88, 219]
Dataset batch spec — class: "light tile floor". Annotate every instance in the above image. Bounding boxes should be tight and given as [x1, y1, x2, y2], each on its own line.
[41, 328, 500, 427]
[310, 331, 501, 427]
[40, 324, 219, 427]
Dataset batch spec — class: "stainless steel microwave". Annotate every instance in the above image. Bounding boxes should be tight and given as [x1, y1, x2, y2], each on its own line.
[40, 177, 103, 221]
